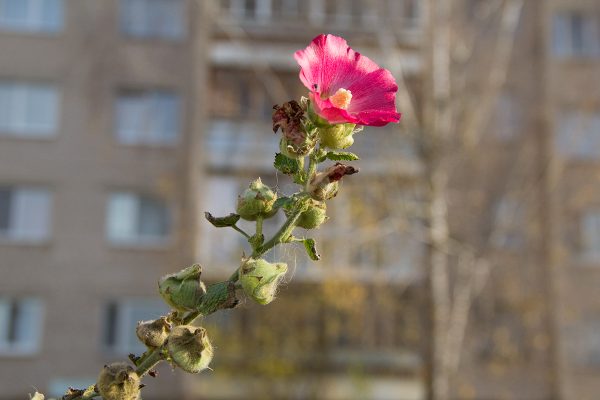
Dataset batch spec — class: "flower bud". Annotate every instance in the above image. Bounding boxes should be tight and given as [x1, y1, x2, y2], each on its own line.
[318, 123, 356, 149]
[158, 264, 206, 312]
[285, 199, 327, 229]
[239, 258, 287, 305]
[136, 316, 171, 348]
[167, 325, 213, 373]
[97, 363, 140, 400]
[236, 178, 277, 221]
[308, 163, 359, 201]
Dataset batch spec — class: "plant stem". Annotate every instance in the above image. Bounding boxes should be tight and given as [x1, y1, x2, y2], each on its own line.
[135, 348, 164, 376]
[257, 207, 303, 256]
[305, 156, 317, 191]
[231, 224, 251, 239]
[255, 215, 264, 238]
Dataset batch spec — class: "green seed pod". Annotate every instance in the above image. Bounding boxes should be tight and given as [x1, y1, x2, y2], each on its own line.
[279, 136, 316, 159]
[167, 325, 213, 373]
[318, 123, 356, 149]
[97, 363, 140, 400]
[239, 258, 288, 305]
[285, 199, 328, 229]
[158, 264, 206, 312]
[136, 316, 171, 348]
[236, 178, 277, 221]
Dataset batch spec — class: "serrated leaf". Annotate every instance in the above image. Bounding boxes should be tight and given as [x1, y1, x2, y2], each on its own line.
[204, 212, 240, 228]
[326, 151, 359, 161]
[274, 153, 300, 175]
[303, 238, 321, 261]
[293, 170, 307, 185]
[314, 148, 328, 163]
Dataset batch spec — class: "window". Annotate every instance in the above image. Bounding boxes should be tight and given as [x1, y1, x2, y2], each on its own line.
[0, 0, 63, 33]
[120, 0, 185, 40]
[103, 299, 168, 355]
[0, 82, 59, 138]
[553, 12, 600, 58]
[555, 110, 600, 159]
[581, 210, 600, 261]
[115, 90, 181, 146]
[106, 192, 171, 246]
[491, 197, 525, 249]
[0, 297, 43, 356]
[0, 187, 52, 243]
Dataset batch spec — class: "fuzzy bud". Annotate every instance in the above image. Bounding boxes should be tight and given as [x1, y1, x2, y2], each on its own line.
[136, 316, 171, 348]
[286, 199, 327, 229]
[97, 363, 140, 400]
[167, 325, 213, 373]
[318, 123, 356, 149]
[236, 178, 277, 221]
[158, 264, 206, 312]
[239, 258, 287, 305]
[308, 163, 359, 201]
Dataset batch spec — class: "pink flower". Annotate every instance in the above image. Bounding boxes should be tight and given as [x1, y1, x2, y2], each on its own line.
[294, 34, 401, 127]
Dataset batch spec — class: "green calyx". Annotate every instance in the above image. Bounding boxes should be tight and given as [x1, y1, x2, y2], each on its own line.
[236, 178, 278, 221]
[318, 123, 356, 150]
[279, 136, 316, 159]
[239, 258, 288, 305]
[285, 199, 327, 229]
[136, 317, 171, 348]
[96, 363, 140, 400]
[167, 325, 213, 373]
[158, 264, 206, 312]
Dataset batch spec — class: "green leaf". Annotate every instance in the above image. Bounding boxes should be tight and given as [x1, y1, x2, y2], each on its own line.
[303, 238, 321, 261]
[204, 212, 240, 228]
[274, 153, 300, 175]
[293, 170, 307, 185]
[325, 151, 359, 161]
[314, 148, 328, 163]
[273, 196, 294, 210]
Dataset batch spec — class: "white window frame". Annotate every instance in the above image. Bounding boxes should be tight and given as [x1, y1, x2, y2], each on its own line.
[103, 299, 168, 355]
[552, 11, 600, 58]
[0, 297, 44, 356]
[115, 89, 181, 146]
[119, 0, 186, 40]
[0, 186, 53, 244]
[106, 191, 171, 247]
[0, 81, 60, 138]
[0, 0, 64, 33]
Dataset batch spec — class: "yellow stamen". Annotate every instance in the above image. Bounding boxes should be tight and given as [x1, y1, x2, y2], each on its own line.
[329, 88, 352, 110]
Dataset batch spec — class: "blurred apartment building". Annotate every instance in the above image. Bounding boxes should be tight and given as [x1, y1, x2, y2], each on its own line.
[0, 1, 599, 400]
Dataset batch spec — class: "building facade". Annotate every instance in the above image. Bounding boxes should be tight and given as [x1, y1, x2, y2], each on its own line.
[0, 0, 599, 399]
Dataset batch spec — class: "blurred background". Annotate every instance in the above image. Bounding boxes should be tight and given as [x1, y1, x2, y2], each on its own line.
[0, 0, 599, 399]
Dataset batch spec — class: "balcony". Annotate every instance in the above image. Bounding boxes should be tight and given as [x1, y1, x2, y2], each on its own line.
[206, 118, 421, 176]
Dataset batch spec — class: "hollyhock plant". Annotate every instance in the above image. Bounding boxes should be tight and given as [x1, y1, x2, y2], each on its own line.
[35, 34, 404, 400]
[294, 34, 401, 127]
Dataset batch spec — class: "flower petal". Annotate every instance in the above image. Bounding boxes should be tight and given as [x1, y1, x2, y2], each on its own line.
[294, 34, 380, 97]
[295, 34, 401, 127]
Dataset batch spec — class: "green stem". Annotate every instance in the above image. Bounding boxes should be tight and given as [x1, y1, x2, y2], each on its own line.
[231, 224, 251, 239]
[257, 207, 303, 256]
[305, 156, 317, 191]
[255, 215, 264, 238]
[135, 348, 164, 377]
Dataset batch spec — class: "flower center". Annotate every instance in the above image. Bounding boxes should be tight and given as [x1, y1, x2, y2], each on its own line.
[329, 88, 352, 110]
